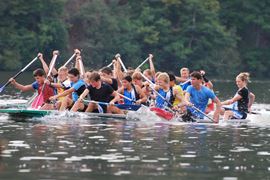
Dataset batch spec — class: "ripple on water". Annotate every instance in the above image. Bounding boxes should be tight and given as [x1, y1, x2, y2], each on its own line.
[20, 156, 58, 161]
[223, 177, 238, 180]
[257, 151, 270, 155]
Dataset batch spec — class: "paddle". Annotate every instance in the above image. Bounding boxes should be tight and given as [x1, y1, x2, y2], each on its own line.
[63, 53, 77, 67]
[0, 55, 40, 93]
[63, 49, 82, 67]
[82, 99, 141, 111]
[135, 57, 149, 71]
[32, 52, 59, 109]
[107, 62, 113, 67]
[190, 105, 215, 122]
[115, 53, 128, 73]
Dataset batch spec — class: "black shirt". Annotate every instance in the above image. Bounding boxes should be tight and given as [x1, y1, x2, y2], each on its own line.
[111, 78, 118, 91]
[237, 87, 249, 112]
[87, 83, 114, 103]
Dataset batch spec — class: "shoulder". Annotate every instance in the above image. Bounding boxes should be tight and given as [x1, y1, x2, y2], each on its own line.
[31, 81, 39, 89]
[186, 85, 194, 92]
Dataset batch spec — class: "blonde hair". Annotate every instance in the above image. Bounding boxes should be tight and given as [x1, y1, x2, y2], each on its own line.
[180, 67, 189, 73]
[58, 66, 68, 72]
[143, 69, 152, 76]
[237, 72, 250, 83]
[132, 71, 143, 80]
[157, 72, 170, 84]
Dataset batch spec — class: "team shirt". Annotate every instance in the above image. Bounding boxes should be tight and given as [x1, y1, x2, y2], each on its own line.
[71, 79, 86, 102]
[186, 85, 216, 118]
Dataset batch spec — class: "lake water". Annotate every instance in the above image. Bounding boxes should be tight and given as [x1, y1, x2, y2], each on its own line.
[0, 72, 270, 180]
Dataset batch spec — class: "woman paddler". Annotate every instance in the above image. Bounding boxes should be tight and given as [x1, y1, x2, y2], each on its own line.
[220, 72, 255, 120]
[117, 75, 147, 105]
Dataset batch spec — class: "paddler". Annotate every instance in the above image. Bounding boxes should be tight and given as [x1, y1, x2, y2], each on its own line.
[184, 71, 221, 122]
[71, 71, 123, 114]
[49, 67, 86, 111]
[220, 72, 255, 120]
[118, 75, 147, 105]
[9, 68, 54, 108]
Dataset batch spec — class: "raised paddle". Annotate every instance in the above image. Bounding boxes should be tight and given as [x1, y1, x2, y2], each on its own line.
[115, 53, 128, 73]
[63, 53, 76, 67]
[135, 57, 149, 71]
[32, 52, 59, 109]
[0, 55, 40, 93]
[107, 62, 113, 67]
[63, 49, 82, 67]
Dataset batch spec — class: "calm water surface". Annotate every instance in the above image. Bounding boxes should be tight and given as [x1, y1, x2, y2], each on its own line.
[0, 72, 270, 180]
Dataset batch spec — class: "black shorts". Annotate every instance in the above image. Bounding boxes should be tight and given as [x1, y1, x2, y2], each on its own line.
[92, 104, 107, 113]
[68, 102, 87, 112]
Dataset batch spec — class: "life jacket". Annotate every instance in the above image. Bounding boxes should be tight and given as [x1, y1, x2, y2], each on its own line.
[123, 84, 140, 104]
[38, 83, 54, 103]
[155, 88, 174, 109]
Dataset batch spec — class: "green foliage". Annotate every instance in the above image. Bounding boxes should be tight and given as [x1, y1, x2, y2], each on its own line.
[0, 0, 269, 78]
[0, 0, 67, 70]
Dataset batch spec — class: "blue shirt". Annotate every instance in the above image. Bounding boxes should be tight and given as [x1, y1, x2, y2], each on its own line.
[71, 79, 86, 102]
[186, 85, 216, 118]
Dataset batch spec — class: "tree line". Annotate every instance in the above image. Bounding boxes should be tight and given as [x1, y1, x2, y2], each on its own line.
[0, 0, 269, 78]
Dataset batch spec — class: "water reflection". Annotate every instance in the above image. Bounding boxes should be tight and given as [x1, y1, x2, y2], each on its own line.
[0, 117, 269, 180]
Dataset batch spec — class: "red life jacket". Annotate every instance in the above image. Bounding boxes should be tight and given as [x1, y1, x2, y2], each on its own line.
[37, 83, 54, 103]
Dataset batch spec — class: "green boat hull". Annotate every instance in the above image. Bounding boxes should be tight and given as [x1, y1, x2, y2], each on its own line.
[0, 109, 52, 117]
[0, 109, 127, 119]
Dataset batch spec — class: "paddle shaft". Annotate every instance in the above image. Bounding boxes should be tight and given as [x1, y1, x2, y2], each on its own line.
[115, 54, 127, 72]
[83, 99, 114, 106]
[117, 92, 136, 103]
[191, 105, 214, 122]
[107, 62, 113, 67]
[135, 57, 149, 70]
[63, 53, 77, 67]
[0, 56, 39, 92]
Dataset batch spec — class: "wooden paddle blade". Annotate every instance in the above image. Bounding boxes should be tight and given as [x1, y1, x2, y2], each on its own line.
[150, 107, 174, 120]
[31, 94, 44, 109]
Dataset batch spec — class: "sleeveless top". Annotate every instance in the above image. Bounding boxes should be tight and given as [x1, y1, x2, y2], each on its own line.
[123, 84, 140, 104]
[155, 88, 174, 108]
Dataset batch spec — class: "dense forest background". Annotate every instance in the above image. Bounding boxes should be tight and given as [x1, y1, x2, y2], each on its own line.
[0, 0, 269, 78]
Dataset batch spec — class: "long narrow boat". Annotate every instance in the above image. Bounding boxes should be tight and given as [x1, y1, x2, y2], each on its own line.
[0, 108, 127, 120]
[0, 107, 253, 124]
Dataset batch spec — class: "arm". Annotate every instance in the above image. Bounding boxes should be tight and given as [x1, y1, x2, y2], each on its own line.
[212, 97, 221, 122]
[136, 85, 147, 104]
[110, 91, 120, 104]
[115, 59, 124, 87]
[221, 94, 242, 105]
[101, 76, 113, 85]
[38, 53, 50, 75]
[10, 79, 34, 92]
[49, 51, 59, 76]
[176, 76, 189, 83]
[206, 81, 213, 90]
[149, 54, 155, 78]
[248, 92, 255, 111]
[50, 87, 75, 100]
[184, 91, 193, 106]
[78, 89, 90, 102]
